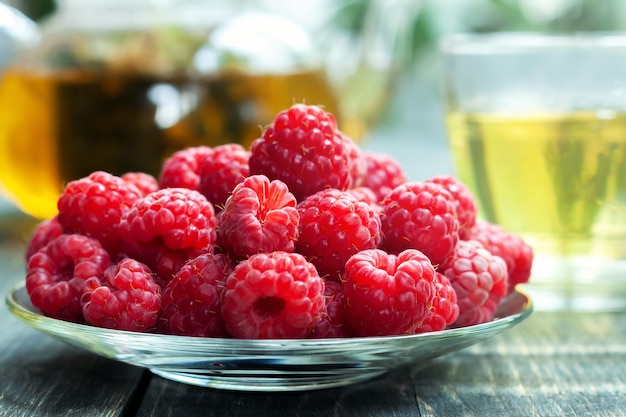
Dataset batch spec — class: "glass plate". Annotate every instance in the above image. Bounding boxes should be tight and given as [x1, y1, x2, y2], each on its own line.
[6, 280, 532, 392]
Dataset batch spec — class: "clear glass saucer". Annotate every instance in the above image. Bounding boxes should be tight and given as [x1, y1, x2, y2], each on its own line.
[6, 280, 532, 392]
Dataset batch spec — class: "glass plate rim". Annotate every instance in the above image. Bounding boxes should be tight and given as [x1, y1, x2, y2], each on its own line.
[6, 279, 533, 348]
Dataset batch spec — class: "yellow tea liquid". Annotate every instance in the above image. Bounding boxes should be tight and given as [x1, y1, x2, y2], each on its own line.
[446, 111, 626, 261]
[0, 68, 339, 219]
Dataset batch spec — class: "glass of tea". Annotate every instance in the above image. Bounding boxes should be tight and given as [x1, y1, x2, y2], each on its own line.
[440, 33, 626, 311]
[0, 0, 380, 220]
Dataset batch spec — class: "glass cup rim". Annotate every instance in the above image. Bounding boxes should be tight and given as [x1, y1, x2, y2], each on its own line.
[439, 32, 626, 54]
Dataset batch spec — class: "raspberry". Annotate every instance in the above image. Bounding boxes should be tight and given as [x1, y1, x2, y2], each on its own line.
[119, 188, 217, 252]
[416, 272, 459, 333]
[122, 172, 159, 196]
[441, 240, 508, 327]
[380, 181, 460, 267]
[345, 186, 379, 209]
[309, 280, 348, 338]
[248, 103, 353, 202]
[198, 143, 250, 210]
[159, 146, 214, 190]
[426, 175, 477, 240]
[468, 221, 534, 291]
[159, 253, 233, 337]
[25, 216, 63, 262]
[220, 251, 325, 339]
[344, 134, 366, 187]
[342, 248, 436, 336]
[361, 152, 407, 202]
[25, 234, 111, 322]
[296, 188, 382, 281]
[81, 258, 161, 332]
[217, 175, 299, 261]
[57, 171, 142, 254]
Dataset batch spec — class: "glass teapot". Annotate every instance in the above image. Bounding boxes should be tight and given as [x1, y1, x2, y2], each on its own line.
[0, 0, 413, 219]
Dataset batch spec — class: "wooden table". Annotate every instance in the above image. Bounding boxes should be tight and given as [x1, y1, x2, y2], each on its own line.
[1, 212, 625, 417]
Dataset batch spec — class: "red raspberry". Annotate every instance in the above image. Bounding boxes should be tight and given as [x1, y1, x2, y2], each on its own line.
[122, 172, 159, 196]
[309, 280, 349, 338]
[296, 188, 382, 281]
[426, 175, 477, 240]
[248, 104, 353, 202]
[57, 171, 142, 254]
[159, 253, 233, 337]
[25, 234, 111, 322]
[217, 175, 299, 261]
[159, 146, 214, 190]
[468, 221, 534, 291]
[25, 216, 63, 262]
[81, 258, 161, 332]
[380, 181, 460, 267]
[344, 134, 366, 187]
[119, 188, 217, 252]
[441, 240, 508, 327]
[342, 248, 437, 336]
[220, 251, 325, 339]
[416, 272, 459, 333]
[198, 143, 250, 210]
[345, 186, 379, 209]
[361, 152, 407, 202]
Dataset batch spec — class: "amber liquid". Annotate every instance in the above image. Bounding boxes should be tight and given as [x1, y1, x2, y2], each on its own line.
[0, 68, 340, 219]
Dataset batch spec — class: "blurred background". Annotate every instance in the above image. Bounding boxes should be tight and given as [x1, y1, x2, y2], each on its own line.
[3, 0, 626, 219]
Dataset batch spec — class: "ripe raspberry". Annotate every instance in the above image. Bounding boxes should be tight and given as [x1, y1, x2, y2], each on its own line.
[416, 272, 459, 333]
[361, 152, 407, 202]
[342, 249, 437, 336]
[426, 175, 477, 240]
[220, 251, 325, 339]
[119, 188, 217, 252]
[345, 186, 380, 210]
[122, 172, 159, 196]
[248, 103, 353, 202]
[57, 171, 142, 254]
[344, 134, 366, 187]
[159, 253, 233, 337]
[296, 188, 382, 281]
[198, 143, 250, 210]
[26, 234, 111, 322]
[468, 221, 534, 291]
[25, 216, 63, 262]
[309, 280, 349, 338]
[380, 181, 460, 267]
[217, 175, 299, 261]
[81, 258, 161, 332]
[159, 146, 214, 190]
[441, 240, 508, 327]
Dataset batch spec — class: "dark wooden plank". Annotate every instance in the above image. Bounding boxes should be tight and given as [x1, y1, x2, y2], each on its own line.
[136, 367, 420, 417]
[411, 311, 626, 417]
[0, 220, 148, 417]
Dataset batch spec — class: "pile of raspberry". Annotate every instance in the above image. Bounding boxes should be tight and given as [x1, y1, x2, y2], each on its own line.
[24, 103, 533, 339]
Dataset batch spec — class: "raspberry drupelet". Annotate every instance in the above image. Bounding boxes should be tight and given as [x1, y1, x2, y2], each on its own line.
[220, 251, 325, 339]
[248, 103, 353, 202]
[342, 248, 437, 337]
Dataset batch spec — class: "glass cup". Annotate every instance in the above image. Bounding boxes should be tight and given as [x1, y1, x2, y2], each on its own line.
[440, 33, 626, 311]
